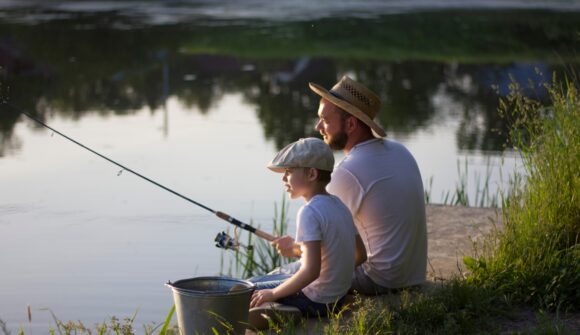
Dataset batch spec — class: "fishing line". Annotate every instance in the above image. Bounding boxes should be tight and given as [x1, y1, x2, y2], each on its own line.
[2, 102, 275, 242]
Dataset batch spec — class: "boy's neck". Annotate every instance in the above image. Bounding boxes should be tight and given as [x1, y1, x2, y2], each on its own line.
[302, 183, 329, 202]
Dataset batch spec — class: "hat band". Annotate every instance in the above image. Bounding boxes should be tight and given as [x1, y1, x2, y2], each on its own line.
[329, 90, 346, 101]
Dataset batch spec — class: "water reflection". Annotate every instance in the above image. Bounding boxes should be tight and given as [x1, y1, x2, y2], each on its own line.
[1, 8, 579, 156]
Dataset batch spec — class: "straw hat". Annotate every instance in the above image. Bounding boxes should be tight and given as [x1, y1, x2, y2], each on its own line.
[309, 76, 386, 137]
[267, 137, 334, 173]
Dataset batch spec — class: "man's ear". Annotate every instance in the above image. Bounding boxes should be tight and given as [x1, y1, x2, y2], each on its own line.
[344, 115, 358, 134]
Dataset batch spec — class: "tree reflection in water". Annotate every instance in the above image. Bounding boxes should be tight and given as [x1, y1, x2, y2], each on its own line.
[1, 7, 579, 156]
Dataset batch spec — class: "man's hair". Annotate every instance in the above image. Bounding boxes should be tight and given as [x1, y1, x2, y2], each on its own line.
[336, 106, 372, 133]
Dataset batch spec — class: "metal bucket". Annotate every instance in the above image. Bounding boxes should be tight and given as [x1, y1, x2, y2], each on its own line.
[166, 276, 255, 335]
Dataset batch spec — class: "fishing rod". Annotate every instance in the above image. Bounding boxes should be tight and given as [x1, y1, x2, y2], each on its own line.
[2, 102, 275, 244]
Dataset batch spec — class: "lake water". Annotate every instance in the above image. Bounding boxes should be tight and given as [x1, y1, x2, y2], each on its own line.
[1, 1, 579, 332]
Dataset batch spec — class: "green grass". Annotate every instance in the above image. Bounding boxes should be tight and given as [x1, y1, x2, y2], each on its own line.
[324, 279, 504, 334]
[465, 77, 580, 312]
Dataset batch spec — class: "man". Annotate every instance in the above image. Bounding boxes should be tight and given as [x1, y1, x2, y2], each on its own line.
[275, 76, 427, 294]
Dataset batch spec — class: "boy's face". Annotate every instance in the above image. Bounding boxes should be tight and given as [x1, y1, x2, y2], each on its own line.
[282, 167, 313, 200]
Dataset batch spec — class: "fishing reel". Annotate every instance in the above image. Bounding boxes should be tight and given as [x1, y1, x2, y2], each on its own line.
[214, 231, 240, 250]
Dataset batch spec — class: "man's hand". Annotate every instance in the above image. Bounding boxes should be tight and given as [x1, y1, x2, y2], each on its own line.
[271, 235, 300, 258]
[250, 289, 275, 308]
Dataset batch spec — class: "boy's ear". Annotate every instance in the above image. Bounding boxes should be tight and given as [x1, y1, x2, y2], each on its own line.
[307, 167, 319, 181]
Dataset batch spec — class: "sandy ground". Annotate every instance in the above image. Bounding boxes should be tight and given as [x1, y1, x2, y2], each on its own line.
[425, 204, 501, 279]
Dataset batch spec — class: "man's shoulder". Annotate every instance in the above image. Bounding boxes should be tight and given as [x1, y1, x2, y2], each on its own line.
[346, 138, 414, 163]
[334, 138, 419, 184]
[336, 139, 387, 170]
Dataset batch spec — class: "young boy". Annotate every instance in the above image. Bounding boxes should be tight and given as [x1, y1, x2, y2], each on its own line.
[249, 137, 366, 328]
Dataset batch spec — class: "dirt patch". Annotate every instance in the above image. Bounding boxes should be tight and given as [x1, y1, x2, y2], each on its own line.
[425, 204, 501, 279]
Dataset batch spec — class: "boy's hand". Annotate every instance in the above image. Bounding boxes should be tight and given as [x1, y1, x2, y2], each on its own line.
[250, 289, 275, 308]
[272, 235, 298, 258]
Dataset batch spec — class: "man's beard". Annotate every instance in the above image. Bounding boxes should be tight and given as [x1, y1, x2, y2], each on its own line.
[326, 128, 348, 150]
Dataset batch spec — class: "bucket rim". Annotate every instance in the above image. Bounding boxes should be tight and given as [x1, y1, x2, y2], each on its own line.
[165, 276, 256, 296]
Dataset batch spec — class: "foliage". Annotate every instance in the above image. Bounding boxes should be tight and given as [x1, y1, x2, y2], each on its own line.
[465, 77, 580, 311]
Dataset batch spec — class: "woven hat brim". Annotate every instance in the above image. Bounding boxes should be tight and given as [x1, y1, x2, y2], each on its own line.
[309, 82, 386, 138]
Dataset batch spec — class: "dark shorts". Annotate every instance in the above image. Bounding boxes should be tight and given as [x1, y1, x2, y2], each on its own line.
[350, 266, 422, 295]
[278, 290, 344, 317]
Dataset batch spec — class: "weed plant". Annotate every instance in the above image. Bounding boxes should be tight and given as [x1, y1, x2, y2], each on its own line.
[465, 78, 580, 311]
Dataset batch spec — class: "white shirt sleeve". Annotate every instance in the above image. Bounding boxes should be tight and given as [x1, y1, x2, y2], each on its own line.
[295, 206, 322, 243]
[327, 166, 364, 215]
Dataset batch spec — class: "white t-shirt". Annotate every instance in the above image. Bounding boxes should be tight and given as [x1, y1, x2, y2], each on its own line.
[327, 139, 427, 288]
[295, 194, 357, 304]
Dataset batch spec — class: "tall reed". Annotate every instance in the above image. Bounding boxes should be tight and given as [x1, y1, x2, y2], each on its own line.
[424, 158, 501, 208]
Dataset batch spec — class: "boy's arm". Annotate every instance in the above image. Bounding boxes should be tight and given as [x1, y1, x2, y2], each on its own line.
[251, 241, 320, 307]
[271, 241, 320, 298]
[354, 234, 367, 267]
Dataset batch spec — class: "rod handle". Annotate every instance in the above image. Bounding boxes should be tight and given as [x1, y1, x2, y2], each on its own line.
[215, 211, 275, 241]
[254, 229, 275, 242]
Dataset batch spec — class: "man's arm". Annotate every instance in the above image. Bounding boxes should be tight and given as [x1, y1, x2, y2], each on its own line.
[354, 234, 367, 267]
